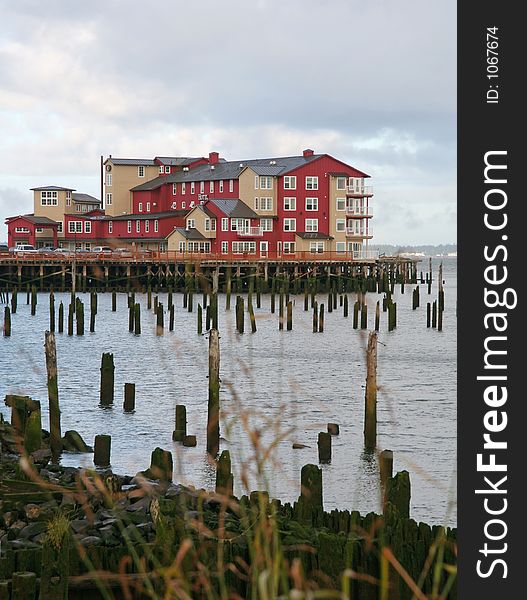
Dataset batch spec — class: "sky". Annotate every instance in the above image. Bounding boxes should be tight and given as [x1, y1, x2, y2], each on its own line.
[0, 0, 456, 245]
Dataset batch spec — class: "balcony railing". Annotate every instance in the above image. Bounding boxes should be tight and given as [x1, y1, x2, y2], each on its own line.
[345, 206, 373, 217]
[347, 185, 373, 197]
[346, 227, 373, 239]
[237, 227, 263, 237]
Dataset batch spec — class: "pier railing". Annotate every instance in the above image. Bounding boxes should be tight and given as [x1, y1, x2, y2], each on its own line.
[0, 249, 382, 263]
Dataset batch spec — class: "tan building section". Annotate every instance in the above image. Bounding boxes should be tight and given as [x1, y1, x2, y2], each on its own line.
[103, 159, 159, 217]
[32, 186, 73, 242]
[183, 206, 217, 239]
[238, 167, 278, 216]
[294, 233, 333, 253]
[166, 228, 212, 253]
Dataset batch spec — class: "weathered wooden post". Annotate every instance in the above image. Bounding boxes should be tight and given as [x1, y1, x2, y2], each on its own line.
[211, 292, 218, 329]
[94, 434, 111, 467]
[3, 306, 10, 337]
[31, 285, 37, 316]
[226, 266, 232, 311]
[11, 289, 17, 314]
[427, 302, 431, 327]
[124, 383, 135, 412]
[298, 464, 323, 524]
[154, 295, 159, 313]
[172, 405, 187, 441]
[388, 302, 397, 332]
[438, 301, 443, 332]
[76, 299, 84, 335]
[12, 572, 36, 600]
[147, 447, 173, 481]
[249, 299, 257, 333]
[67, 303, 74, 336]
[384, 470, 411, 518]
[353, 301, 359, 329]
[327, 291, 333, 313]
[169, 303, 175, 331]
[270, 289, 275, 314]
[312, 300, 318, 333]
[216, 449, 234, 496]
[427, 257, 432, 294]
[205, 304, 211, 331]
[343, 294, 348, 317]
[375, 300, 380, 332]
[236, 296, 244, 334]
[187, 290, 193, 312]
[58, 301, 64, 333]
[128, 303, 134, 332]
[100, 352, 115, 406]
[156, 303, 164, 335]
[112, 290, 117, 311]
[90, 300, 96, 333]
[379, 449, 394, 488]
[412, 286, 420, 310]
[318, 303, 324, 333]
[327, 423, 340, 435]
[304, 289, 309, 311]
[45, 331, 62, 458]
[49, 292, 55, 332]
[197, 303, 203, 335]
[360, 302, 368, 329]
[317, 432, 331, 463]
[134, 303, 141, 335]
[432, 300, 437, 328]
[286, 300, 293, 331]
[364, 331, 378, 451]
[207, 328, 220, 457]
[278, 292, 284, 330]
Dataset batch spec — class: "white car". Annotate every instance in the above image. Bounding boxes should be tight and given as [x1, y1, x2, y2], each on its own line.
[12, 244, 37, 254]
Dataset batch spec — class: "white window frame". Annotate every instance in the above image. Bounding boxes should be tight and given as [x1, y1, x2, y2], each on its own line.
[305, 197, 318, 211]
[229, 179, 234, 192]
[221, 241, 229, 254]
[260, 218, 273, 232]
[127, 220, 132, 233]
[209, 181, 214, 194]
[146, 202, 150, 212]
[40, 191, 58, 206]
[305, 218, 318, 232]
[336, 177, 346, 190]
[187, 218, 196, 229]
[164, 166, 170, 174]
[136, 220, 140, 233]
[108, 221, 113, 234]
[259, 176, 273, 190]
[57, 222, 63, 233]
[106, 173, 112, 186]
[173, 183, 177, 195]
[145, 220, 150, 233]
[305, 176, 318, 190]
[159, 166, 164, 174]
[221, 217, 229, 231]
[200, 181, 205, 194]
[283, 241, 295, 254]
[260, 241, 268, 255]
[84, 221, 91, 234]
[336, 242, 346, 253]
[283, 176, 297, 190]
[138, 165, 145, 177]
[336, 197, 346, 211]
[138, 202, 143, 212]
[219, 180, 224, 193]
[283, 218, 296, 232]
[255, 175, 259, 190]
[179, 240, 186, 252]
[106, 192, 112, 205]
[190, 182, 195, 194]
[182, 182, 186, 195]
[259, 197, 273, 211]
[336, 219, 346, 232]
[204, 218, 211, 231]
[154, 220, 159, 233]
[284, 197, 296, 211]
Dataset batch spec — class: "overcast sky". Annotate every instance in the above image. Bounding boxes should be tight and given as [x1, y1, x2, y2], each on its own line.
[0, 0, 456, 245]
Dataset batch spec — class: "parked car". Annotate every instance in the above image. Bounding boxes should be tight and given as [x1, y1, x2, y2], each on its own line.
[0, 243, 8, 252]
[53, 248, 74, 256]
[37, 246, 56, 253]
[113, 247, 132, 257]
[91, 246, 113, 254]
[12, 244, 37, 254]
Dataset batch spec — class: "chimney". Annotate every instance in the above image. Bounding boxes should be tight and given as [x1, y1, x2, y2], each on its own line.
[303, 148, 314, 158]
[209, 151, 219, 164]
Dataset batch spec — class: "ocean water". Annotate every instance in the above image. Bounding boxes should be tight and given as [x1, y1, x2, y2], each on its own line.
[0, 257, 457, 526]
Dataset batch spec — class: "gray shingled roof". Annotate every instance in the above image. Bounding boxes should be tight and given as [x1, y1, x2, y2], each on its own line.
[30, 186, 75, 191]
[106, 158, 157, 166]
[174, 228, 208, 240]
[249, 165, 286, 176]
[11, 214, 60, 225]
[155, 157, 204, 166]
[296, 232, 334, 240]
[208, 199, 258, 218]
[103, 210, 187, 221]
[72, 193, 100, 204]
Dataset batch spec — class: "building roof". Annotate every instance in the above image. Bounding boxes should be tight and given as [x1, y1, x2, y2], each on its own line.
[173, 227, 208, 240]
[296, 232, 334, 240]
[155, 156, 204, 166]
[30, 186, 76, 192]
[72, 193, 100, 204]
[103, 210, 187, 221]
[207, 198, 258, 218]
[105, 158, 157, 166]
[6, 214, 59, 226]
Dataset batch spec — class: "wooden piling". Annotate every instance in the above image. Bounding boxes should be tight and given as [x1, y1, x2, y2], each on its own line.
[278, 292, 284, 330]
[298, 464, 323, 524]
[67, 303, 74, 336]
[438, 302, 443, 332]
[364, 331, 378, 451]
[432, 301, 437, 328]
[353, 301, 359, 329]
[270, 290, 275, 314]
[12, 572, 36, 600]
[112, 290, 117, 311]
[156, 303, 164, 335]
[197, 303, 203, 335]
[216, 449, 234, 496]
[379, 449, 394, 488]
[94, 434, 111, 467]
[249, 299, 257, 333]
[375, 301, 380, 331]
[312, 301, 318, 333]
[128, 303, 134, 332]
[10, 289, 17, 314]
[360, 303, 368, 329]
[207, 328, 220, 457]
[45, 331, 62, 458]
[90, 302, 96, 333]
[327, 292, 333, 313]
[3, 306, 10, 337]
[427, 302, 431, 327]
[318, 303, 324, 333]
[343, 294, 348, 317]
[236, 296, 244, 334]
[100, 353, 115, 406]
[76, 299, 84, 335]
[226, 266, 232, 311]
[286, 300, 293, 331]
[134, 303, 141, 335]
[385, 470, 411, 518]
[172, 405, 187, 441]
[317, 432, 332, 463]
[58, 301, 64, 333]
[123, 383, 135, 412]
[169, 304, 175, 331]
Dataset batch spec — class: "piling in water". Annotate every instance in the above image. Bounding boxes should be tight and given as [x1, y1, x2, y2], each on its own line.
[236, 296, 244, 334]
[427, 302, 431, 327]
[12, 572, 36, 600]
[172, 405, 187, 441]
[286, 300, 293, 331]
[128, 304, 134, 332]
[327, 423, 340, 435]
[278, 292, 284, 330]
[364, 331, 378, 452]
[318, 432, 332, 463]
[169, 304, 175, 331]
[353, 301, 359, 329]
[216, 449, 234, 496]
[343, 294, 348, 317]
[123, 383, 136, 412]
[207, 328, 220, 457]
[312, 301, 318, 333]
[360, 303, 368, 329]
[147, 447, 173, 481]
[112, 291, 117, 311]
[49, 292, 55, 333]
[197, 303, 203, 335]
[249, 299, 257, 333]
[379, 449, 394, 488]
[318, 303, 324, 333]
[432, 301, 437, 328]
[3, 306, 11, 337]
[297, 464, 323, 525]
[67, 303, 74, 336]
[11, 289, 17, 314]
[45, 331, 62, 458]
[76, 300, 84, 336]
[58, 301, 64, 333]
[384, 470, 411, 518]
[156, 303, 164, 335]
[327, 292, 333, 313]
[134, 303, 141, 335]
[94, 434, 111, 467]
[100, 352, 115, 406]
[90, 303, 96, 333]
[375, 301, 380, 331]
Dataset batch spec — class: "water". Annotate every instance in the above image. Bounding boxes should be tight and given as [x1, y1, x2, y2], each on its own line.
[0, 258, 457, 526]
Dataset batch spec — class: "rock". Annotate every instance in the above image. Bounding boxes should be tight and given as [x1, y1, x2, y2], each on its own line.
[97, 525, 116, 541]
[327, 423, 340, 435]
[70, 519, 89, 534]
[2, 511, 17, 527]
[10, 520, 27, 534]
[20, 521, 47, 539]
[80, 535, 102, 547]
[30, 448, 52, 466]
[63, 430, 93, 453]
[183, 435, 197, 447]
[8, 539, 40, 550]
[165, 484, 187, 499]
[292, 443, 310, 449]
[24, 504, 41, 521]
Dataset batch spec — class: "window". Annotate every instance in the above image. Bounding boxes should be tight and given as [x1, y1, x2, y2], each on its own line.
[310, 242, 324, 252]
[336, 242, 346, 253]
[200, 181, 205, 194]
[138, 202, 143, 212]
[36, 227, 43, 233]
[181, 202, 186, 209]
[229, 179, 234, 192]
[260, 218, 273, 232]
[254, 175, 259, 189]
[305, 176, 318, 190]
[173, 183, 177, 195]
[260, 241, 268, 255]
[258, 197, 273, 211]
[127, 220, 132, 233]
[336, 177, 346, 190]
[221, 217, 229, 231]
[221, 241, 229, 254]
[182, 182, 186, 195]
[283, 218, 296, 232]
[336, 197, 346, 211]
[57, 222, 63, 233]
[84, 243, 91, 251]
[164, 166, 170, 174]
[84, 221, 91, 234]
[108, 221, 113, 234]
[154, 220, 159, 233]
[159, 166, 164, 174]
[284, 197, 296, 210]
[232, 241, 256, 254]
[145, 220, 150, 233]
[188, 241, 211, 253]
[336, 219, 346, 232]
[259, 176, 273, 189]
[254, 197, 259, 210]
[146, 202, 150, 212]
[231, 218, 246, 231]
[187, 218, 196, 229]
[106, 173, 112, 186]
[305, 219, 318, 232]
[283, 176, 296, 190]
[41, 191, 58, 206]
[66, 192, 71, 206]
[283, 241, 295, 254]
[138, 165, 145, 177]
[136, 220, 140, 233]
[209, 181, 214, 194]
[15, 227, 30, 233]
[190, 182, 195, 194]
[68, 221, 83, 233]
[305, 197, 318, 211]
[205, 218, 216, 231]
[179, 241, 186, 252]
[219, 180, 224, 193]
[106, 193, 112, 205]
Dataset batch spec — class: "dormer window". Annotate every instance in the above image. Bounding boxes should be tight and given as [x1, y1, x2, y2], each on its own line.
[164, 166, 170, 174]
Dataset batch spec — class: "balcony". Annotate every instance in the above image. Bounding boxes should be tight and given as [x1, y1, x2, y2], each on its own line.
[345, 206, 373, 217]
[347, 185, 373, 197]
[346, 227, 373, 239]
[237, 227, 263, 237]
[352, 250, 379, 261]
